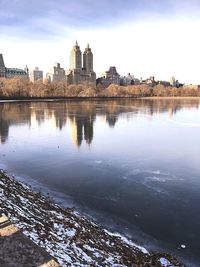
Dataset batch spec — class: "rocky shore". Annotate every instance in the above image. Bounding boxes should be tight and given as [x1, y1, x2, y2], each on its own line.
[0, 214, 59, 267]
[0, 170, 185, 266]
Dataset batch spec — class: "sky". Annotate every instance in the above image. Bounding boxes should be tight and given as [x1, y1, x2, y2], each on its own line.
[1, 0, 200, 84]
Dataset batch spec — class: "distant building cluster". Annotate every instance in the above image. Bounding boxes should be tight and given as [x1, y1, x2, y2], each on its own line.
[97, 68, 141, 87]
[121, 73, 140, 86]
[0, 45, 199, 88]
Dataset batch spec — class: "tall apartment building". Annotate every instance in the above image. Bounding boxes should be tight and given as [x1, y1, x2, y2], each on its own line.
[30, 67, 43, 82]
[67, 42, 96, 87]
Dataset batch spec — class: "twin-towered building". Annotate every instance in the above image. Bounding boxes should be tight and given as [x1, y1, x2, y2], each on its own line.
[46, 41, 96, 87]
[1, 42, 96, 87]
[66, 41, 96, 86]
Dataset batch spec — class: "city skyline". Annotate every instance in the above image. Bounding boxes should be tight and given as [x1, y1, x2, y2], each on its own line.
[1, 0, 200, 84]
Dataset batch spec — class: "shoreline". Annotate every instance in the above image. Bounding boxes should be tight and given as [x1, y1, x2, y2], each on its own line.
[0, 96, 200, 102]
[0, 170, 185, 266]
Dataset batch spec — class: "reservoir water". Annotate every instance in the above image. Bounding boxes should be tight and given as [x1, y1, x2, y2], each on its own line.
[0, 99, 200, 266]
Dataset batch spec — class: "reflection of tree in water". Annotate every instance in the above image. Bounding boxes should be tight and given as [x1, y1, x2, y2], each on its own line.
[33, 109, 45, 126]
[0, 103, 8, 144]
[0, 99, 200, 146]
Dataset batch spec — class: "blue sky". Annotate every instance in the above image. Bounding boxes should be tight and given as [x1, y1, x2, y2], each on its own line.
[1, 0, 200, 83]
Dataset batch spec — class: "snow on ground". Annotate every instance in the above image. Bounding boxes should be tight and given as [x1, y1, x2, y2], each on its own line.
[159, 257, 175, 267]
[0, 170, 184, 267]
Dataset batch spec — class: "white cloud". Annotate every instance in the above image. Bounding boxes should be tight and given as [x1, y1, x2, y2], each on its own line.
[1, 17, 200, 84]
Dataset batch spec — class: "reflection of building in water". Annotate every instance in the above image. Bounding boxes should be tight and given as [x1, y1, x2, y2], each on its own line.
[0, 103, 32, 144]
[69, 115, 94, 147]
[30, 111, 38, 128]
[70, 117, 83, 147]
[33, 109, 45, 126]
[1, 100, 200, 146]
[106, 114, 118, 127]
[54, 106, 67, 130]
[31, 105, 67, 130]
[84, 116, 93, 145]
[0, 120, 9, 144]
[168, 106, 178, 118]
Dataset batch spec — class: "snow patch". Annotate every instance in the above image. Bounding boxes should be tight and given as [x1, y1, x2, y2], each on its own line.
[159, 257, 174, 267]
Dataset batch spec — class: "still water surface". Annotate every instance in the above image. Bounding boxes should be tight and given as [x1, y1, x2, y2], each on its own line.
[0, 99, 200, 266]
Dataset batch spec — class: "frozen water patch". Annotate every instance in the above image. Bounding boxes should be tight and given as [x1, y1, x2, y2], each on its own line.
[159, 257, 174, 267]
[151, 170, 170, 176]
[127, 168, 142, 175]
[126, 169, 171, 178]
[104, 230, 149, 255]
[144, 172, 183, 185]
[0, 170, 185, 267]
[147, 170, 170, 176]
[95, 160, 102, 164]
[146, 176, 167, 183]
[168, 119, 200, 128]
[141, 179, 169, 195]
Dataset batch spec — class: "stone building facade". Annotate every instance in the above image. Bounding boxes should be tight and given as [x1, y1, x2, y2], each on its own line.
[47, 63, 66, 82]
[170, 76, 179, 88]
[67, 42, 96, 87]
[120, 73, 140, 86]
[5, 67, 29, 79]
[0, 54, 29, 79]
[97, 66, 120, 87]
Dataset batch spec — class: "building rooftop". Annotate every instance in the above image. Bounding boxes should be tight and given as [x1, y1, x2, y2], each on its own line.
[6, 68, 25, 71]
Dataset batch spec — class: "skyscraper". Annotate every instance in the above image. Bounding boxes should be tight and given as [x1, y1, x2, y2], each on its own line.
[70, 41, 82, 70]
[83, 43, 93, 73]
[67, 41, 96, 87]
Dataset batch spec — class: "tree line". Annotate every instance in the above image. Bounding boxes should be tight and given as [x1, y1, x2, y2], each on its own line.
[0, 77, 199, 98]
